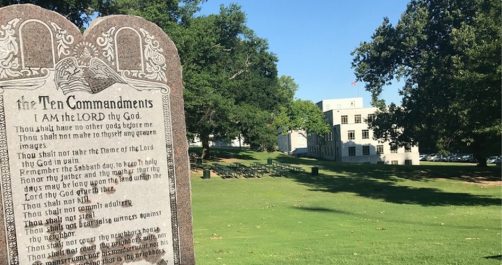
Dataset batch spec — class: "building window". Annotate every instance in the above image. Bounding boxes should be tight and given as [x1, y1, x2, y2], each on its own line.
[391, 160, 398, 165]
[390, 143, 398, 153]
[377, 145, 384, 154]
[367, 114, 375, 123]
[348, 147, 356, 156]
[362, 145, 370, 155]
[405, 143, 412, 153]
[354, 114, 361, 123]
[405, 159, 413, 165]
[362, 129, 369, 139]
[348, 130, 355, 140]
[341, 115, 348, 124]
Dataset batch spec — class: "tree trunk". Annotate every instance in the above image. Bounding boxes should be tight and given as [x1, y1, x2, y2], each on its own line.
[474, 153, 487, 167]
[201, 135, 210, 159]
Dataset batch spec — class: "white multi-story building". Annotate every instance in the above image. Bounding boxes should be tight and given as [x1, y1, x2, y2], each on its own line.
[278, 130, 308, 155]
[308, 98, 420, 165]
[316, 97, 363, 112]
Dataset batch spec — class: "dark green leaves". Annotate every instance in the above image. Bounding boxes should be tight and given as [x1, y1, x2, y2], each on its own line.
[352, 0, 501, 165]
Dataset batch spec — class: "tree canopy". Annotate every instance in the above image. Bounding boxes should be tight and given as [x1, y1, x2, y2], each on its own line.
[1, 0, 95, 28]
[275, 99, 330, 136]
[352, 0, 501, 166]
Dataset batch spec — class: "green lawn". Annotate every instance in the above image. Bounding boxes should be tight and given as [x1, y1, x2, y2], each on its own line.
[191, 149, 501, 265]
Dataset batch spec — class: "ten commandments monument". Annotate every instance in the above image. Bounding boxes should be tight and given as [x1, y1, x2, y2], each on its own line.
[0, 4, 194, 265]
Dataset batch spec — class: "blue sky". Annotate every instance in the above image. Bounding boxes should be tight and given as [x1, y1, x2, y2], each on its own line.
[198, 0, 410, 106]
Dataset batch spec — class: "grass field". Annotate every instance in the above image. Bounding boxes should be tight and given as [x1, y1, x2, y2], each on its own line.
[190, 149, 501, 265]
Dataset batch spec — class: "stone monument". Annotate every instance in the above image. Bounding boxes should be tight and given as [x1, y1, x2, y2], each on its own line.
[0, 4, 194, 265]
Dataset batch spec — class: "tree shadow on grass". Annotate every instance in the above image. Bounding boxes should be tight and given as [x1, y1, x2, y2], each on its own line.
[194, 150, 501, 206]
[276, 154, 501, 182]
[284, 172, 501, 206]
[275, 155, 326, 167]
[291, 206, 352, 214]
[291, 206, 500, 230]
[189, 147, 255, 162]
[484, 255, 502, 261]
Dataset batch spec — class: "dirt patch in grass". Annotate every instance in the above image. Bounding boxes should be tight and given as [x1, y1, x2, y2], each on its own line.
[219, 158, 241, 164]
[190, 168, 228, 179]
[439, 176, 502, 186]
[468, 180, 502, 187]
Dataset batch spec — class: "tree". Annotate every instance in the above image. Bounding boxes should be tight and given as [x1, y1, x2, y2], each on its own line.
[274, 76, 330, 137]
[277, 75, 298, 103]
[96, 2, 284, 157]
[286, 100, 330, 135]
[97, 0, 204, 29]
[179, 5, 286, 157]
[352, 0, 501, 166]
[0, 0, 94, 28]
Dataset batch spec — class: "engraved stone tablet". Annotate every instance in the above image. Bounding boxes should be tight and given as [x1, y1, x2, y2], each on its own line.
[0, 4, 194, 265]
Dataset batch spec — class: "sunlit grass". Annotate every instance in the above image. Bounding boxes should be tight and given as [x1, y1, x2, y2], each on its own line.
[191, 149, 501, 265]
